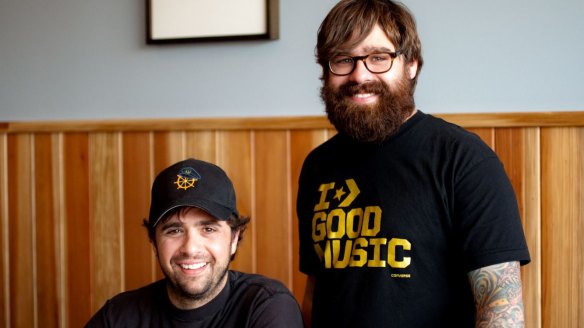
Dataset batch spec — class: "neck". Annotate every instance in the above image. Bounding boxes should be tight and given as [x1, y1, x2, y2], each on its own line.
[166, 274, 228, 310]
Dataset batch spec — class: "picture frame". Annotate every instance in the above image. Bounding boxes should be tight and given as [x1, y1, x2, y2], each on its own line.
[146, 0, 279, 44]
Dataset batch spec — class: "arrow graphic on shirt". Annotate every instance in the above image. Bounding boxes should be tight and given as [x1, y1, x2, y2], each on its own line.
[338, 179, 360, 207]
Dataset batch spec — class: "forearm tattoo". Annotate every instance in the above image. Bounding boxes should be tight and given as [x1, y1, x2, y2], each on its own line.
[468, 261, 525, 327]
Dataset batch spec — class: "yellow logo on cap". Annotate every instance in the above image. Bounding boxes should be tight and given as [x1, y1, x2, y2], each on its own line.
[174, 167, 200, 190]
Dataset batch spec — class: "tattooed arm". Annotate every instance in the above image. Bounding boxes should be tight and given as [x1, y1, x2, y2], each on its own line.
[468, 261, 525, 328]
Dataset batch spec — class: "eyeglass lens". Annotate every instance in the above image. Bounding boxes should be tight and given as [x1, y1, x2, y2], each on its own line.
[329, 53, 394, 75]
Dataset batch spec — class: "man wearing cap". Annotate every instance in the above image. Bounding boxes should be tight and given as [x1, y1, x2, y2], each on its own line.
[86, 158, 304, 327]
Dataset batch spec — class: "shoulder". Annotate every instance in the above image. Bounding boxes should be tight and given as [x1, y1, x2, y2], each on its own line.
[228, 271, 303, 327]
[85, 280, 167, 327]
[96, 279, 168, 317]
[105, 279, 165, 306]
[303, 133, 346, 162]
[417, 113, 488, 146]
[412, 112, 498, 164]
[229, 271, 295, 298]
[299, 133, 355, 181]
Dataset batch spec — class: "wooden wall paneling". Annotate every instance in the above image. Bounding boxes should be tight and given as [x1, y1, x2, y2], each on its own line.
[184, 131, 217, 163]
[289, 130, 329, 303]
[541, 127, 584, 328]
[152, 130, 184, 171]
[153, 131, 186, 171]
[89, 133, 123, 313]
[122, 132, 156, 291]
[216, 131, 254, 274]
[1, 113, 583, 327]
[63, 133, 92, 327]
[467, 127, 495, 149]
[34, 133, 61, 328]
[495, 127, 542, 328]
[0, 134, 6, 328]
[254, 131, 292, 287]
[52, 133, 67, 327]
[7, 134, 34, 327]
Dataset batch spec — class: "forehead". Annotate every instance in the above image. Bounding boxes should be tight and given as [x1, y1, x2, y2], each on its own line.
[158, 207, 221, 227]
[339, 24, 397, 54]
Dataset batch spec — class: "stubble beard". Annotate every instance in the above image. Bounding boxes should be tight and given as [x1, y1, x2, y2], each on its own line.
[321, 75, 416, 143]
[162, 255, 230, 309]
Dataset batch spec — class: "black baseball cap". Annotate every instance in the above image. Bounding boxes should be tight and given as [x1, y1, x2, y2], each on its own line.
[148, 158, 238, 228]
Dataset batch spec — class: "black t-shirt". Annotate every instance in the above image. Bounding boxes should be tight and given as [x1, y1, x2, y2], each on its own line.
[85, 271, 303, 327]
[297, 111, 530, 327]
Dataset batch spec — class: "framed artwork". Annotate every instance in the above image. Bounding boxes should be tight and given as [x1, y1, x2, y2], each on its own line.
[146, 0, 279, 43]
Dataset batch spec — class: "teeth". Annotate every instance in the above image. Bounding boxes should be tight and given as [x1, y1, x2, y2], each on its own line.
[181, 262, 206, 270]
[354, 93, 374, 98]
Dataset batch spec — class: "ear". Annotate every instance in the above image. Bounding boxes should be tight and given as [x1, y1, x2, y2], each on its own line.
[230, 230, 240, 256]
[407, 60, 419, 80]
[150, 243, 159, 257]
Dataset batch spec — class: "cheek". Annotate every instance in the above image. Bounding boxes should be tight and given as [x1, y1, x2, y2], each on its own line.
[156, 239, 177, 262]
[327, 76, 346, 90]
[379, 69, 406, 88]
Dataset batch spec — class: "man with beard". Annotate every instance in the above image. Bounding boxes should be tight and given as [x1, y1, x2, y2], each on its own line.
[296, 1, 530, 327]
[86, 158, 303, 327]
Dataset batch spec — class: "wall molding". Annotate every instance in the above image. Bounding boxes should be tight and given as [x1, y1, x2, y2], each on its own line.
[1, 111, 584, 133]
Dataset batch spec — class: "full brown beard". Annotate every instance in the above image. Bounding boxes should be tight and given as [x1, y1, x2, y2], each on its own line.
[321, 75, 416, 143]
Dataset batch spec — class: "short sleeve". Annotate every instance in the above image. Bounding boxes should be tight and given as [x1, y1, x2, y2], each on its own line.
[453, 157, 530, 271]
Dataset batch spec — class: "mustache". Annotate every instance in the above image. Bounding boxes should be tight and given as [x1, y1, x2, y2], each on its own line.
[339, 81, 387, 96]
[172, 254, 210, 262]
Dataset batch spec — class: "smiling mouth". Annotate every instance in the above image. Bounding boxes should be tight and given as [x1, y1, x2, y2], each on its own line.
[349, 92, 379, 104]
[180, 262, 207, 270]
[354, 93, 375, 99]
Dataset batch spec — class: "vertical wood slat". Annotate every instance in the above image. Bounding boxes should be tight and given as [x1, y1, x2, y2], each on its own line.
[541, 127, 584, 328]
[0, 116, 582, 328]
[34, 134, 61, 328]
[90, 133, 123, 312]
[122, 132, 156, 291]
[0, 134, 6, 328]
[7, 134, 34, 328]
[254, 131, 292, 287]
[53, 133, 67, 328]
[185, 131, 217, 164]
[217, 131, 254, 274]
[63, 133, 91, 328]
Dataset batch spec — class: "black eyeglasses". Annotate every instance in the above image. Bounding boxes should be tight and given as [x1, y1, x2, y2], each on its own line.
[328, 51, 402, 76]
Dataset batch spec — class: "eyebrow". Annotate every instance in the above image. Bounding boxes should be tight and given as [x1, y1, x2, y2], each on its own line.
[157, 222, 181, 234]
[337, 46, 396, 55]
[158, 217, 222, 231]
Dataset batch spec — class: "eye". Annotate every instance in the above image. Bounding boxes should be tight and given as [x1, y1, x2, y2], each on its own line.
[332, 56, 353, 65]
[370, 53, 390, 62]
[162, 227, 183, 236]
[203, 226, 217, 234]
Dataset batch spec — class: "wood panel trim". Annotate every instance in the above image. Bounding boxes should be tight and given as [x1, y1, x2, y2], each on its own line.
[1, 111, 584, 133]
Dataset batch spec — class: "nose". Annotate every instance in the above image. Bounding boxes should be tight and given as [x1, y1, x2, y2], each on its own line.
[348, 59, 374, 83]
[179, 230, 203, 255]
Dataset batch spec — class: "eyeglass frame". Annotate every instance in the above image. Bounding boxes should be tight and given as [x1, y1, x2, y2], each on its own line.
[328, 51, 403, 76]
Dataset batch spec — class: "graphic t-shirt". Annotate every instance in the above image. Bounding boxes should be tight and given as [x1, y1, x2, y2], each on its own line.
[297, 111, 530, 327]
[85, 271, 303, 328]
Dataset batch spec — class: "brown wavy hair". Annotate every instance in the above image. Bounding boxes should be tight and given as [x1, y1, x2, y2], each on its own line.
[316, 0, 423, 89]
